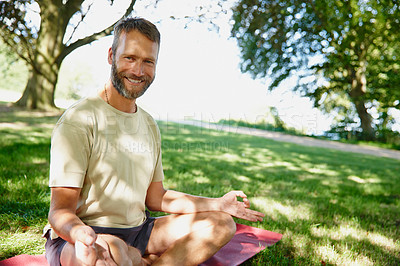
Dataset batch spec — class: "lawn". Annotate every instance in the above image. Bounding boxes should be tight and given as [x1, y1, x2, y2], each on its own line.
[1, 103, 399, 265]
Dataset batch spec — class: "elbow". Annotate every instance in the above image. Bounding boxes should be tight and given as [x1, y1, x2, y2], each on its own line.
[47, 208, 54, 225]
[145, 202, 162, 212]
[145, 184, 168, 212]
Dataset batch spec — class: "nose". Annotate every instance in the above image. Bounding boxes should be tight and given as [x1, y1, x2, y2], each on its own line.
[131, 61, 144, 76]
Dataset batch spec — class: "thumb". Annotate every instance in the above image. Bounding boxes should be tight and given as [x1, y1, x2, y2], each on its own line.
[75, 240, 96, 266]
[233, 190, 247, 199]
[76, 227, 97, 247]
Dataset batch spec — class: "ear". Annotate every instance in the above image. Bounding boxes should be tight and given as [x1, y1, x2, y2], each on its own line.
[107, 47, 113, 65]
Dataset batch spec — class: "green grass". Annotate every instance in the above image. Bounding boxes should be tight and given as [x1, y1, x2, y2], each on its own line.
[216, 118, 400, 151]
[1, 103, 399, 264]
[0, 103, 61, 259]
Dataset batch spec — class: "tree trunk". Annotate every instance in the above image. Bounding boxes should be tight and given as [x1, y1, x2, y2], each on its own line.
[348, 60, 375, 140]
[16, 66, 58, 110]
[8, 0, 134, 110]
[353, 99, 375, 140]
[15, 1, 71, 110]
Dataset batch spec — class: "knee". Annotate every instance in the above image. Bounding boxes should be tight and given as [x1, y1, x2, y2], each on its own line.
[100, 234, 140, 266]
[208, 212, 236, 242]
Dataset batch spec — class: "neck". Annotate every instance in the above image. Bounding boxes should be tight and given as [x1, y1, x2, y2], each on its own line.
[102, 82, 137, 113]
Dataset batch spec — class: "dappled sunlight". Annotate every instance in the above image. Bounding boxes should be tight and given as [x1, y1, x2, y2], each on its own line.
[30, 157, 48, 165]
[234, 175, 251, 183]
[320, 178, 343, 187]
[307, 167, 338, 176]
[252, 197, 313, 222]
[193, 176, 210, 184]
[314, 244, 373, 265]
[1, 115, 399, 263]
[0, 121, 30, 130]
[0, 231, 46, 258]
[0, 110, 58, 145]
[348, 175, 381, 184]
[311, 222, 400, 254]
[347, 175, 388, 196]
[250, 160, 302, 173]
[220, 153, 242, 162]
[241, 146, 274, 159]
[1, 127, 52, 143]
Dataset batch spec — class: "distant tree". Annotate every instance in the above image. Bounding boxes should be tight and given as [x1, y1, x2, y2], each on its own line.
[231, 0, 400, 140]
[0, 40, 28, 92]
[0, 0, 135, 110]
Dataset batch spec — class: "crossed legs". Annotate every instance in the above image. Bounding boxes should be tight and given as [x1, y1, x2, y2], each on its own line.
[59, 211, 236, 265]
[146, 211, 236, 265]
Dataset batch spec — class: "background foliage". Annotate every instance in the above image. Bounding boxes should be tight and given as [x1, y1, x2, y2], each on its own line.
[1, 106, 399, 264]
[231, 0, 400, 141]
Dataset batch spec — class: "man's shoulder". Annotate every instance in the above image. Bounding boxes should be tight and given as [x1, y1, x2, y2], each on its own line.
[138, 107, 161, 138]
[138, 107, 157, 125]
[56, 96, 101, 126]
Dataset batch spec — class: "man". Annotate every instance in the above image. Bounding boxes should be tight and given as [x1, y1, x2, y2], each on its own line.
[44, 17, 265, 266]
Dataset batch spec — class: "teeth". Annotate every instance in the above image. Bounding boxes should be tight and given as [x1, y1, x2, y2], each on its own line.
[127, 78, 142, 84]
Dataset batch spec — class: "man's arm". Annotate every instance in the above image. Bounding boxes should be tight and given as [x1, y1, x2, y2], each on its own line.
[48, 187, 96, 245]
[48, 187, 102, 265]
[145, 181, 264, 222]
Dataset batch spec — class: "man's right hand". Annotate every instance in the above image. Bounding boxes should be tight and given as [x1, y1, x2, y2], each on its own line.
[73, 225, 117, 266]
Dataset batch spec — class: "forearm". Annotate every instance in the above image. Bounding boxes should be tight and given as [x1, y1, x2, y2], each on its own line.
[159, 190, 222, 214]
[146, 182, 264, 222]
[48, 208, 87, 244]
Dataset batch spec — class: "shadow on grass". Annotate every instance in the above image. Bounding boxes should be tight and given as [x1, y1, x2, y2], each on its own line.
[0, 141, 51, 259]
[157, 121, 400, 265]
[0, 110, 399, 264]
[0, 104, 56, 259]
[0, 141, 51, 230]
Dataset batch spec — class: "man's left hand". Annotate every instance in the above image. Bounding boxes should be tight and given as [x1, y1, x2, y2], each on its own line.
[220, 191, 265, 222]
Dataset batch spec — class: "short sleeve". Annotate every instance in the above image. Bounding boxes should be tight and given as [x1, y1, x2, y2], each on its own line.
[152, 147, 164, 182]
[49, 122, 91, 188]
[148, 118, 164, 183]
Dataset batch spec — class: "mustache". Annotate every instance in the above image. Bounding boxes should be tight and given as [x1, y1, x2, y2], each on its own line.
[124, 74, 147, 81]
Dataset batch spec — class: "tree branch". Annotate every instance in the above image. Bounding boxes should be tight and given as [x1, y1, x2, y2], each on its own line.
[65, 2, 94, 46]
[0, 32, 43, 76]
[0, 27, 35, 64]
[60, 0, 136, 62]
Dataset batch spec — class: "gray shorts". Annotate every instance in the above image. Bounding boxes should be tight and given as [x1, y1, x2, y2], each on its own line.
[44, 215, 155, 266]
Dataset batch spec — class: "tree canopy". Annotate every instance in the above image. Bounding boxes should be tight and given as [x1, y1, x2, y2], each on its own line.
[0, 0, 135, 109]
[231, 0, 400, 140]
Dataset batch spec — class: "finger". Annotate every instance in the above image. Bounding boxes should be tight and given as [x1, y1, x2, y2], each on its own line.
[234, 190, 247, 197]
[242, 198, 251, 208]
[250, 209, 265, 218]
[95, 260, 106, 266]
[243, 210, 265, 222]
[82, 234, 96, 247]
[93, 244, 109, 266]
[75, 240, 96, 266]
[105, 257, 118, 266]
[75, 240, 86, 258]
[101, 248, 117, 266]
[75, 226, 97, 246]
[246, 214, 264, 222]
[95, 237, 118, 266]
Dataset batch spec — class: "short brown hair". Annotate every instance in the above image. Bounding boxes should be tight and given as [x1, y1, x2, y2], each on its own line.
[112, 17, 161, 55]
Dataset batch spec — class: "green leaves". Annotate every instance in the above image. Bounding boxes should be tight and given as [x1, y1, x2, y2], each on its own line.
[231, 0, 400, 140]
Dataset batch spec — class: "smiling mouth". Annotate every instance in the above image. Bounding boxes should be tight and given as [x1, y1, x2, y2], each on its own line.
[126, 77, 144, 84]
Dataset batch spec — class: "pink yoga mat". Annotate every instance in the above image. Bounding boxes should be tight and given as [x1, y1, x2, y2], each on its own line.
[0, 223, 282, 266]
[201, 223, 282, 266]
[0, 254, 47, 266]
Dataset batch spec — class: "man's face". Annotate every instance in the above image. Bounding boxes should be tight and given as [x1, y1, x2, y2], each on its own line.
[109, 30, 159, 99]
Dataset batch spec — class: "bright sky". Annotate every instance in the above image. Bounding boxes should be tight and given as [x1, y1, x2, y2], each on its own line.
[29, 0, 336, 135]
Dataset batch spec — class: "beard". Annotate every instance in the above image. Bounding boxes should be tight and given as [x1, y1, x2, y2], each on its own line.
[111, 61, 154, 100]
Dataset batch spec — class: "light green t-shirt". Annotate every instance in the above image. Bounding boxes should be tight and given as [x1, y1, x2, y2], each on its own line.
[49, 95, 164, 229]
